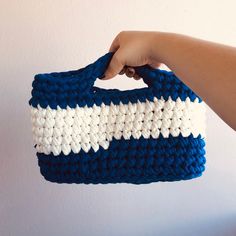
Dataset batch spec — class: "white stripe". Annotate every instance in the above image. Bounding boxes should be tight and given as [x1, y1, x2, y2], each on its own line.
[30, 97, 206, 156]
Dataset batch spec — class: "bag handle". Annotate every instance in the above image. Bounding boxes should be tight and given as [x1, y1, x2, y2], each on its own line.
[82, 52, 162, 90]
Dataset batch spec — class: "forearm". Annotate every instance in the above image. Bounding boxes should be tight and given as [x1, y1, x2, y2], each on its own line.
[151, 32, 236, 131]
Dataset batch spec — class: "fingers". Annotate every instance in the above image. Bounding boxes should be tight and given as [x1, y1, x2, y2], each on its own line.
[126, 67, 135, 77]
[119, 67, 126, 75]
[103, 50, 125, 80]
[149, 62, 162, 69]
[125, 67, 140, 80]
[105, 32, 141, 80]
[103, 63, 141, 80]
[133, 73, 141, 80]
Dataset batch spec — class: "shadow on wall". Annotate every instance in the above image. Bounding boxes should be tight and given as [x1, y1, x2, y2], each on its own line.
[159, 214, 236, 236]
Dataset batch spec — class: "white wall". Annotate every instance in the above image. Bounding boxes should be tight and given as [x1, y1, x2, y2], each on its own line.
[1, 1, 236, 236]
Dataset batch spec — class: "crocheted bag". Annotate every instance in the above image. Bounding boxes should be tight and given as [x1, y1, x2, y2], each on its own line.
[29, 52, 206, 184]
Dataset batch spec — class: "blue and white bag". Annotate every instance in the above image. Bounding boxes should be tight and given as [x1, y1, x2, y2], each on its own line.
[29, 52, 206, 184]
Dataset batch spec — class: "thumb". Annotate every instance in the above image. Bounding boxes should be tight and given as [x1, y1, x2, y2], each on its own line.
[102, 50, 125, 80]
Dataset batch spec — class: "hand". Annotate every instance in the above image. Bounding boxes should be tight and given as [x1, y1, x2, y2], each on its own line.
[103, 31, 161, 80]
[102, 31, 236, 131]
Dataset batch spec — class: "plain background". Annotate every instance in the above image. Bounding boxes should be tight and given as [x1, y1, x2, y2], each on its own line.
[1, 1, 236, 235]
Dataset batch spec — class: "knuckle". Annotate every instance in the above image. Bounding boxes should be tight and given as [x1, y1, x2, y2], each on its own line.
[118, 30, 127, 37]
[118, 31, 124, 35]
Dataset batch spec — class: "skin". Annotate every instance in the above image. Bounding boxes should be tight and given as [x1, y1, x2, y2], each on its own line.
[103, 31, 236, 131]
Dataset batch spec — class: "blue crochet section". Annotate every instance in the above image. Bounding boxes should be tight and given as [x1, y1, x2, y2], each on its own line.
[29, 53, 202, 109]
[37, 134, 206, 184]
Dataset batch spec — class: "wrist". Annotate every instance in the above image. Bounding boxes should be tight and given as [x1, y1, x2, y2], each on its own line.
[149, 31, 174, 65]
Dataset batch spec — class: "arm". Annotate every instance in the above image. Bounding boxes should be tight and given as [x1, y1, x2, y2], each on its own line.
[103, 31, 236, 131]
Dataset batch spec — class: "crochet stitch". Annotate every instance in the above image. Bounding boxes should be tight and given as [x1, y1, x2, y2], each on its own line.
[29, 52, 206, 184]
